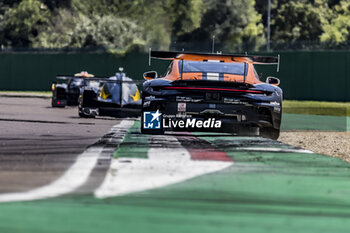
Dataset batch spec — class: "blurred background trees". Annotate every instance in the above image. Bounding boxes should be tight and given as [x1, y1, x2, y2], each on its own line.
[0, 0, 349, 52]
[175, 0, 265, 51]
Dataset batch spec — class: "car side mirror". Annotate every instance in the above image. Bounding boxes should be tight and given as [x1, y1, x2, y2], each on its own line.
[266, 76, 280, 86]
[143, 71, 158, 80]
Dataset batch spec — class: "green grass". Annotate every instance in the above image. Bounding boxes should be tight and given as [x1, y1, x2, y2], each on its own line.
[283, 100, 350, 116]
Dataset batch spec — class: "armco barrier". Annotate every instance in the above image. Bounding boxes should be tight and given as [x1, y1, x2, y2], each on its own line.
[0, 51, 349, 101]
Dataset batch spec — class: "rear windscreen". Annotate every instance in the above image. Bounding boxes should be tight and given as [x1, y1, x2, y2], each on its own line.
[68, 78, 83, 88]
[179, 60, 245, 75]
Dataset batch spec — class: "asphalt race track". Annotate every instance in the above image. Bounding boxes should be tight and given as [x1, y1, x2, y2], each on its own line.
[0, 96, 117, 193]
[1, 96, 350, 233]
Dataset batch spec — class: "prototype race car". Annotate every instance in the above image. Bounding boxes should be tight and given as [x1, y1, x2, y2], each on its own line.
[51, 71, 94, 107]
[141, 50, 282, 139]
[78, 68, 142, 118]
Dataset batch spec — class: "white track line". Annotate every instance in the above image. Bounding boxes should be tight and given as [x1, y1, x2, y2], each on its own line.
[237, 147, 314, 154]
[0, 120, 134, 203]
[94, 135, 233, 198]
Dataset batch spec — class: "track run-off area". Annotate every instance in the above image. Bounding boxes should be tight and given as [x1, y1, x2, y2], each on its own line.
[1, 96, 350, 233]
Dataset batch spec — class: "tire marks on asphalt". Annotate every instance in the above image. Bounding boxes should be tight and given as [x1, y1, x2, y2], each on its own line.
[0, 120, 134, 203]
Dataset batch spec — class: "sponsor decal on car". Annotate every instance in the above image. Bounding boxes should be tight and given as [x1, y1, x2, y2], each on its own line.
[273, 107, 281, 113]
[269, 101, 280, 106]
[176, 96, 202, 102]
[143, 101, 151, 107]
[178, 103, 186, 112]
[223, 98, 248, 105]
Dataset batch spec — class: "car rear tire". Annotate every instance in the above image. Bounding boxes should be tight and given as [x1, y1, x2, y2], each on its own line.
[260, 127, 280, 140]
[78, 99, 96, 118]
[78, 111, 95, 118]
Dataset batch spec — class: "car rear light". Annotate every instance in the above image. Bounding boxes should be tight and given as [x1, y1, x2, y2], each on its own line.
[163, 86, 264, 94]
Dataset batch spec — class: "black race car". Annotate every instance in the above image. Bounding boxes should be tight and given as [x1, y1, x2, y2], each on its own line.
[51, 71, 95, 107]
[78, 69, 142, 118]
[141, 51, 282, 139]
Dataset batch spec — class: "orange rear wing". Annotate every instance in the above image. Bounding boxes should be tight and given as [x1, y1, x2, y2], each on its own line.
[149, 49, 280, 72]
